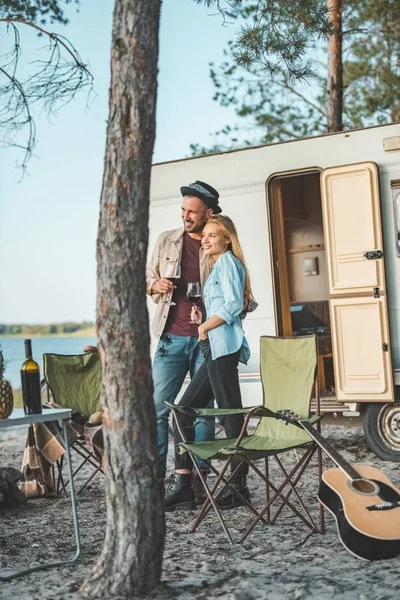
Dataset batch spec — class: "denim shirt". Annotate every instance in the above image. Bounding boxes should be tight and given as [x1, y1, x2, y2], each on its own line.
[203, 251, 250, 364]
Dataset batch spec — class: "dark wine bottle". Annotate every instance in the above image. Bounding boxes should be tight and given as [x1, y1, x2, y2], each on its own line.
[20, 339, 42, 415]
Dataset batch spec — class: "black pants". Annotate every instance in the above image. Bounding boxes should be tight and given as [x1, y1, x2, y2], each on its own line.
[174, 339, 247, 474]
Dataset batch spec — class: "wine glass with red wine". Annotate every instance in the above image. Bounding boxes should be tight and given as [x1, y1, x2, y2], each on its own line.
[187, 281, 201, 324]
[162, 263, 181, 305]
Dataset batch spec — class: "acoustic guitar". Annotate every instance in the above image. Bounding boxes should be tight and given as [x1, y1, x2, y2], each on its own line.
[276, 410, 400, 561]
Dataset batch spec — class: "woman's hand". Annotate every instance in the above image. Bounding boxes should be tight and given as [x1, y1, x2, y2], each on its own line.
[191, 305, 202, 324]
[198, 315, 225, 340]
[198, 322, 208, 341]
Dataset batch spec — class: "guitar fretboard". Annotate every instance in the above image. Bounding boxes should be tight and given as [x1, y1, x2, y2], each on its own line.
[299, 420, 361, 481]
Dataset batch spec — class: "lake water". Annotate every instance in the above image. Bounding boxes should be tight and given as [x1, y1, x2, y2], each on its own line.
[0, 337, 97, 389]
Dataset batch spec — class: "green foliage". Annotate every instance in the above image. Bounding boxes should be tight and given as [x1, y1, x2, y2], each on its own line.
[190, 1, 330, 154]
[343, 0, 400, 125]
[62, 323, 80, 333]
[195, 1, 330, 82]
[191, 0, 400, 156]
[0, 1, 79, 25]
[191, 37, 327, 155]
[9, 325, 22, 334]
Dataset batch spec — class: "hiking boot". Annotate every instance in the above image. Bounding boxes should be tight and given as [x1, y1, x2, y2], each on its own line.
[192, 471, 208, 506]
[164, 472, 196, 512]
[217, 476, 250, 510]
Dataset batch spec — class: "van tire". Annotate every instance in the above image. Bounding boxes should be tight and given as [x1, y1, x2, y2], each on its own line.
[363, 403, 400, 462]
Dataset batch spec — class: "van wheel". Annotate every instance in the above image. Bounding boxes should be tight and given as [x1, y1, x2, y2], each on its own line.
[363, 403, 400, 462]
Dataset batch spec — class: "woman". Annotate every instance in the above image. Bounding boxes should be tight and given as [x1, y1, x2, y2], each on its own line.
[165, 214, 255, 511]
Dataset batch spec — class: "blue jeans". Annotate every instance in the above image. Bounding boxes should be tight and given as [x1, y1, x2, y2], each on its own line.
[153, 333, 215, 477]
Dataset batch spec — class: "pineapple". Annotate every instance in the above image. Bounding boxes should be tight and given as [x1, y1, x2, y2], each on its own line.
[0, 345, 14, 419]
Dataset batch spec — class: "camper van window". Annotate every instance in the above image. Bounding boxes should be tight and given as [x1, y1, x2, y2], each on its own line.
[393, 188, 400, 257]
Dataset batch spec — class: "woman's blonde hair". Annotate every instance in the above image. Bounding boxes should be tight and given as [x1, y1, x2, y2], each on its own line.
[205, 214, 255, 301]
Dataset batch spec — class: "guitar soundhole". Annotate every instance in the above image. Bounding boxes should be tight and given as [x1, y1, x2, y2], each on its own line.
[350, 479, 379, 496]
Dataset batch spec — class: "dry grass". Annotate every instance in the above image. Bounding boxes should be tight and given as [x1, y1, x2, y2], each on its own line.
[11, 388, 49, 410]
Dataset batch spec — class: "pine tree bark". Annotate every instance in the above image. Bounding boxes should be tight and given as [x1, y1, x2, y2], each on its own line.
[80, 1, 164, 598]
[327, 0, 343, 132]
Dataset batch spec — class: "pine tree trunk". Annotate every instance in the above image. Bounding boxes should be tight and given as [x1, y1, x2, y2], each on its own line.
[80, 1, 164, 598]
[327, 0, 343, 132]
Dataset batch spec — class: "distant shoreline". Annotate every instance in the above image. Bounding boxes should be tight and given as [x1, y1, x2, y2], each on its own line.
[0, 327, 96, 339]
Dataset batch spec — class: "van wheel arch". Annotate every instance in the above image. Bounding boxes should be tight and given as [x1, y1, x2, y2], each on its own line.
[363, 402, 400, 462]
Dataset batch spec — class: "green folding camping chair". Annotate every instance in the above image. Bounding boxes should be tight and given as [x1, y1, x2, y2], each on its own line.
[43, 352, 103, 495]
[168, 335, 324, 543]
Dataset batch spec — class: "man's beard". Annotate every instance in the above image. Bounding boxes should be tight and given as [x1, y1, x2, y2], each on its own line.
[184, 219, 206, 233]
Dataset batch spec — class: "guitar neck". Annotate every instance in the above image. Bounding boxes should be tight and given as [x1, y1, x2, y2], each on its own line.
[299, 420, 361, 481]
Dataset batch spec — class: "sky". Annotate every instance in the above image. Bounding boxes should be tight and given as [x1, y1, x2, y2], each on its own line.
[0, 0, 238, 324]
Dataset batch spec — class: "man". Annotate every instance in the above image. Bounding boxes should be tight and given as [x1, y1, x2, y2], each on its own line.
[146, 180, 221, 506]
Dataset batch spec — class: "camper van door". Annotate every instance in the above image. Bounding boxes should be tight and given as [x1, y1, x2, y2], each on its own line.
[320, 161, 395, 403]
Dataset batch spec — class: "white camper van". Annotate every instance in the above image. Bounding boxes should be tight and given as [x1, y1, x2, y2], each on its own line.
[148, 122, 400, 462]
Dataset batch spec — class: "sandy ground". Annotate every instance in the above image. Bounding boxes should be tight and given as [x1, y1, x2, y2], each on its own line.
[0, 423, 399, 600]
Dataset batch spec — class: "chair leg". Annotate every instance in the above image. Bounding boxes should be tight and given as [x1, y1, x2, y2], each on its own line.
[191, 457, 234, 544]
[265, 457, 270, 524]
[57, 440, 103, 495]
[191, 455, 271, 543]
[192, 459, 233, 528]
[76, 464, 103, 495]
[57, 455, 67, 498]
[73, 444, 104, 471]
[62, 450, 103, 489]
[268, 445, 325, 534]
[172, 409, 267, 542]
[249, 457, 314, 527]
[199, 460, 269, 523]
[171, 410, 235, 541]
[239, 449, 316, 543]
[51, 463, 55, 494]
[270, 448, 318, 530]
[317, 446, 325, 534]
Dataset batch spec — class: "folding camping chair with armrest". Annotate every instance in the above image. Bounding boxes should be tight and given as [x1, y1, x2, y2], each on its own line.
[168, 334, 324, 543]
[43, 352, 104, 495]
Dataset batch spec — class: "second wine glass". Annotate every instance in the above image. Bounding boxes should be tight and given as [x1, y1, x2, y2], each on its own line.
[187, 281, 201, 324]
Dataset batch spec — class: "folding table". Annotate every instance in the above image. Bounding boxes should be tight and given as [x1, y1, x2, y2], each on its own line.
[0, 408, 80, 581]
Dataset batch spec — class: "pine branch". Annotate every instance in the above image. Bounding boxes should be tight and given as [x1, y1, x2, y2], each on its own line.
[0, 17, 93, 172]
[1, 18, 87, 66]
[0, 64, 36, 171]
[342, 28, 368, 36]
[278, 79, 327, 117]
[195, 0, 332, 81]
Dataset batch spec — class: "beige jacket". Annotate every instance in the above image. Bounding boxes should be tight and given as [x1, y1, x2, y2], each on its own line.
[146, 227, 211, 339]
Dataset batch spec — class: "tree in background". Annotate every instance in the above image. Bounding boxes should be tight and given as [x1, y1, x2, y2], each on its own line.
[190, 0, 400, 155]
[189, 38, 327, 155]
[327, 0, 342, 132]
[0, 1, 92, 171]
[195, 0, 330, 78]
[190, 0, 331, 154]
[344, 0, 400, 125]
